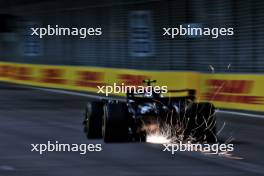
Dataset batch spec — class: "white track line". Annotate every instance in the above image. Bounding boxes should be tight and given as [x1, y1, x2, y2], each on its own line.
[32, 87, 125, 101]
[217, 110, 264, 119]
[29, 86, 264, 119]
[35, 87, 102, 99]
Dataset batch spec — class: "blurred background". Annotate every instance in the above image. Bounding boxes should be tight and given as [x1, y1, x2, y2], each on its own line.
[0, 0, 263, 72]
[0, 1, 264, 176]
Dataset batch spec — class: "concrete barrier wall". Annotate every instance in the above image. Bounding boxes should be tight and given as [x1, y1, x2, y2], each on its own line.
[0, 62, 263, 112]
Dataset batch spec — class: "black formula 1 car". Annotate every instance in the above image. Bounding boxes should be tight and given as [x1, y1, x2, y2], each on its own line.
[83, 80, 217, 143]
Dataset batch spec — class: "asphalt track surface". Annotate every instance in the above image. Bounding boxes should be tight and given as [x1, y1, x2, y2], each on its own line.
[0, 83, 263, 176]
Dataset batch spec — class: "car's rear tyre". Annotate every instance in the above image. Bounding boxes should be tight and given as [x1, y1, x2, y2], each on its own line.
[103, 102, 129, 143]
[83, 101, 104, 139]
[186, 102, 217, 143]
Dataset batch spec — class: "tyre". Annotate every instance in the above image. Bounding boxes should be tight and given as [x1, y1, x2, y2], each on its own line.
[103, 102, 129, 143]
[83, 101, 104, 139]
[186, 102, 217, 143]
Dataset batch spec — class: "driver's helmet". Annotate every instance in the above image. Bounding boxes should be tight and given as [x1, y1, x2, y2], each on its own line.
[137, 102, 158, 115]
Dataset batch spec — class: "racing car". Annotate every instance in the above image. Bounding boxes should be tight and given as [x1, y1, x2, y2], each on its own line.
[83, 80, 217, 143]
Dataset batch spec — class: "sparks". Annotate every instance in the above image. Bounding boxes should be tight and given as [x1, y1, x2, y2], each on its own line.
[146, 133, 171, 144]
[209, 65, 215, 73]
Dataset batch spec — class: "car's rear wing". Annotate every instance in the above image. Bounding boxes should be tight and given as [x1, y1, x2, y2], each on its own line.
[126, 88, 196, 101]
[167, 89, 196, 101]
